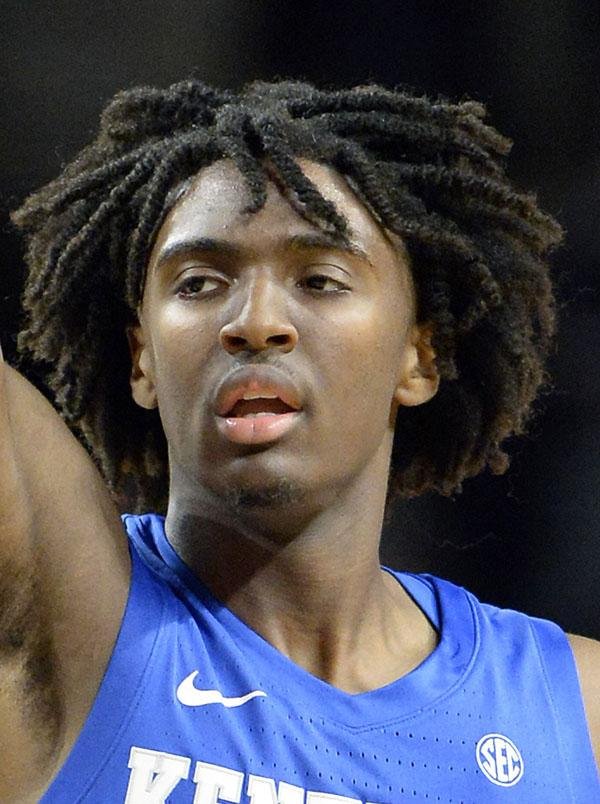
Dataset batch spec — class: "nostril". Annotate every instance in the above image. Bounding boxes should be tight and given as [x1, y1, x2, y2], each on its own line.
[224, 335, 247, 348]
[220, 323, 298, 354]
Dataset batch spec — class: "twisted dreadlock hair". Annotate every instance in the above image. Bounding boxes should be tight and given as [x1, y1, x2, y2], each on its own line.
[10, 78, 563, 515]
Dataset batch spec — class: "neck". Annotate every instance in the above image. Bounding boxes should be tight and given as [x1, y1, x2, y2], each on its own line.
[165, 446, 437, 692]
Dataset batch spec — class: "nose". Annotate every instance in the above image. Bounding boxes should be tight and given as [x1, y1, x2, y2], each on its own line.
[219, 271, 299, 355]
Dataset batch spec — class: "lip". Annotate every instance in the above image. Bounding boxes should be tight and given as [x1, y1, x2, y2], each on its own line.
[215, 410, 303, 445]
[214, 365, 304, 418]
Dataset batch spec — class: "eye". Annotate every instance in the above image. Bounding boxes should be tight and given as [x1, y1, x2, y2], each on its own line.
[176, 275, 224, 298]
[175, 270, 349, 299]
[301, 273, 350, 294]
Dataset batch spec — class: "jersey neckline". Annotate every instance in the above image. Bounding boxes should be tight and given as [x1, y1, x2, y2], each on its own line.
[127, 512, 480, 729]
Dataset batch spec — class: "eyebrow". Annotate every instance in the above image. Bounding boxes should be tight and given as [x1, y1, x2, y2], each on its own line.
[153, 232, 372, 273]
[286, 233, 371, 262]
[153, 237, 237, 272]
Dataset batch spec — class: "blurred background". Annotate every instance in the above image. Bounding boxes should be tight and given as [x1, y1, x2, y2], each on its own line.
[1, 0, 598, 637]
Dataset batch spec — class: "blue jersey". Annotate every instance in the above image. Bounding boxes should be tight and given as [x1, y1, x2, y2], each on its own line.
[42, 513, 598, 803]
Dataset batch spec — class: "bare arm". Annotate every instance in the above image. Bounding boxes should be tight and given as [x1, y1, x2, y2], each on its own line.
[0, 342, 130, 800]
[568, 633, 600, 772]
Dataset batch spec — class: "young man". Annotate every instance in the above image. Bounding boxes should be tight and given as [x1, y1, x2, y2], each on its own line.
[2, 79, 598, 802]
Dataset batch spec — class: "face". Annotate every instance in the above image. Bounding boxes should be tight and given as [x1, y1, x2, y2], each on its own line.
[127, 159, 438, 515]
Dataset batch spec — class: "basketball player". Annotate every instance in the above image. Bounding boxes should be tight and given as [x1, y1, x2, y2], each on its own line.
[1, 79, 598, 802]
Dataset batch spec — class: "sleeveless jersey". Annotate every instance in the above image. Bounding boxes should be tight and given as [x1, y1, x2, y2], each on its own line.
[41, 513, 599, 803]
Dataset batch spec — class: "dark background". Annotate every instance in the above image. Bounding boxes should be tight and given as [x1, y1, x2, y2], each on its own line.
[1, 1, 598, 638]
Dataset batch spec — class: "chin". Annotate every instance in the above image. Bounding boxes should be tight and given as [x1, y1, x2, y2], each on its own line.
[220, 477, 307, 509]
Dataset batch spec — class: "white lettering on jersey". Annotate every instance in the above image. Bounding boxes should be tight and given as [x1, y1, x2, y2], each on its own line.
[124, 747, 385, 804]
[124, 747, 190, 803]
[476, 733, 524, 787]
[247, 774, 304, 803]
[193, 760, 244, 803]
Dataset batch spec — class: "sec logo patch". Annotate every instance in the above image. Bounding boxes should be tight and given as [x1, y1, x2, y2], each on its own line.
[476, 733, 524, 787]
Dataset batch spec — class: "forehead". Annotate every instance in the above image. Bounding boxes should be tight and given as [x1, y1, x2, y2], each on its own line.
[148, 158, 412, 284]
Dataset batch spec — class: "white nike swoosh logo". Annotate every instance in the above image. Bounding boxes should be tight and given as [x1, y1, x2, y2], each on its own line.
[176, 671, 267, 708]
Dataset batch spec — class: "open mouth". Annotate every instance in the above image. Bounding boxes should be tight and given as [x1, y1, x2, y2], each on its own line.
[216, 397, 302, 445]
[213, 367, 305, 446]
[224, 397, 298, 418]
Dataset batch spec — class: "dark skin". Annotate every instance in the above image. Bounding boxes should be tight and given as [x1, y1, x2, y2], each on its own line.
[0, 159, 597, 800]
[127, 158, 441, 692]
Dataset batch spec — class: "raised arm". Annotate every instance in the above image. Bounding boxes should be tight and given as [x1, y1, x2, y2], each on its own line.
[0, 343, 130, 801]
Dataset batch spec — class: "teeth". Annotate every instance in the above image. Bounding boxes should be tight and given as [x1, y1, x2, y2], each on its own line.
[242, 412, 279, 418]
[241, 392, 279, 401]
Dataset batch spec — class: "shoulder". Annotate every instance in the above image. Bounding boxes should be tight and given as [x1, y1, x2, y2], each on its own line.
[427, 575, 599, 771]
[567, 633, 600, 770]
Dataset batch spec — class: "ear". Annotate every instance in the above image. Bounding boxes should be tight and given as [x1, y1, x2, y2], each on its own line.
[125, 321, 158, 410]
[393, 322, 440, 408]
